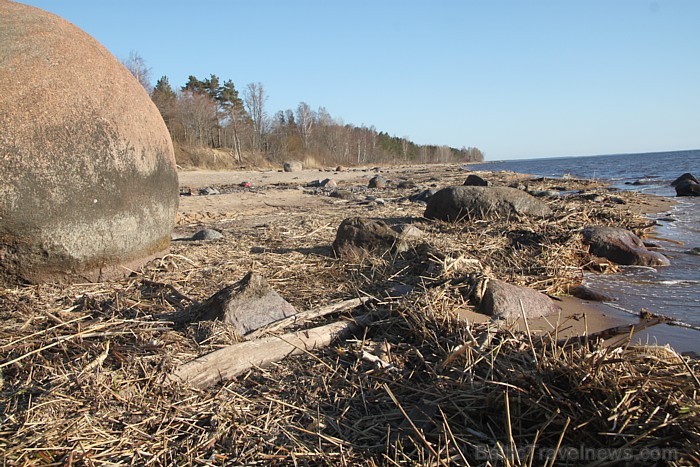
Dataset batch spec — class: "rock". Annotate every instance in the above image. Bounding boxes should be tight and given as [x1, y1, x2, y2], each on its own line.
[332, 217, 407, 258]
[424, 186, 552, 221]
[321, 178, 337, 189]
[330, 189, 355, 200]
[463, 174, 489, 186]
[283, 161, 303, 172]
[675, 179, 700, 197]
[391, 224, 425, 240]
[685, 247, 700, 256]
[199, 186, 220, 196]
[569, 284, 616, 302]
[0, 2, 178, 284]
[397, 180, 417, 189]
[240, 181, 251, 188]
[409, 189, 437, 204]
[532, 190, 560, 198]
[671, 173, 698, 187]
[335, 165, 345, 172]
[581, 226, 670, 266]
[369, 175, 387, 189]
[180, 187, 193, 196]
[194, 272, 297, 336]
[191, 229, 223, 241]
[477, 279, 560, 320]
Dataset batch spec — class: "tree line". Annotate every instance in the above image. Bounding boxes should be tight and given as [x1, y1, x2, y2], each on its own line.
[125, 54, 484, 167]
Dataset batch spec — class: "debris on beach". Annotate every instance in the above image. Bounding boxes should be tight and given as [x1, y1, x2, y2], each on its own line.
[2, 166, 697, 465]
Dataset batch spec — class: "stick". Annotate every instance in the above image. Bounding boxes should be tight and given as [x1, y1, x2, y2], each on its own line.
[171, 313, 372, 388]
[246, 297, 369, 339]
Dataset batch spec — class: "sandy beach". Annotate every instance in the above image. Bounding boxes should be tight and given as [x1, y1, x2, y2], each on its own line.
[3, 163, 697, 465]
[177, 164, 683, 349]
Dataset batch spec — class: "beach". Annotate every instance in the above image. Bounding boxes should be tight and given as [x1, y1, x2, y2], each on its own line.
[2, 162, 698, 464]
[177, 164, 679, 347]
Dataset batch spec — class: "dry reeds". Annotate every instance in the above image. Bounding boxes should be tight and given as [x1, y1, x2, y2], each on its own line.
[1, 168, 696, 465]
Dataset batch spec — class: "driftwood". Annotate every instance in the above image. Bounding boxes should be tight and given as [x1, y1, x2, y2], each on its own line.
[171, 313, 372, 388]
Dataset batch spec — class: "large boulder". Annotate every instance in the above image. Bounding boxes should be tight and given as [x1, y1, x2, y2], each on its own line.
[0, 2, 178, 283]
[424, 186, 551, 221]
[675, 179, 700, 197]
[671, 173, 698, 187]
[581, 226, 670, 267]
[477, 279, 560, 321]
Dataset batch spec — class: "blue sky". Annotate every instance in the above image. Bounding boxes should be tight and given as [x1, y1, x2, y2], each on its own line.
[17, 0, 700, 160]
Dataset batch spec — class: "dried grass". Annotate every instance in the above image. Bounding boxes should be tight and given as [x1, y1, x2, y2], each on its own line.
[1, 168, 697, 465]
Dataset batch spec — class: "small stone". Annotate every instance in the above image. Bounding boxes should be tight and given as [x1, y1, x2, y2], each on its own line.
[463, 174, 489, 186]
[199, 187, 220, 196]
[477, 279, 560, 321]
[369, 175, 387, 189]
[283, 161, 303, 172]
[569, 284, 616, 302]
[391, 224, 425, 240]
[321, 178, 337, 188]
[191, 229, 223, 241]
[194, 272, 297, 335]
[330, 189, 355, 200]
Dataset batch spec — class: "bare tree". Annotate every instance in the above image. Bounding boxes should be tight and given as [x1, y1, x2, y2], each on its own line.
[121, 51, 152, 93]
[243, 82, 268, 152]
[296, 102, 316, 149]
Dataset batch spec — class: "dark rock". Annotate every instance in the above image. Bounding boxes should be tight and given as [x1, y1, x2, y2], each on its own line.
[330, 189, 355, 200]
[581, 226, 670, 266]
[477, 279, 560, 320]
[199, 186, 220, 196]
[306, 179, 323, 188]
[409, 189, 437, 204]
[569, 285, 616, 302]
[424, 186, 552, 222]
[369, 175, 387, 189]
[335, 165, 345, 172]
[675, 179, 700, 197]
[0, 2, 178, 284]
[671, 173, 699, 187]
[685, 247, 700, 256]
[180, 187, 193, 196]
[463, 174, 489, 186]
[283, 161, 303, 172]
[397, 180, 417, 189]
[532, 190, 560, 198]
[194, 272, 297, 335]
[332, 217, 407, 258]
[191, 229, 223, 241]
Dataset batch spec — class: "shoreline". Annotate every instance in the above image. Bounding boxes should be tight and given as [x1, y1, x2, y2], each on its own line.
[177, 163, 697, 354]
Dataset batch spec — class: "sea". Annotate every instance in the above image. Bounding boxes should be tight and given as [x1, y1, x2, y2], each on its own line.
[465, 149, 700, 353]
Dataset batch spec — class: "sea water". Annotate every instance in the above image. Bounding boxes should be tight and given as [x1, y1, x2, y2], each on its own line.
[465, 150, 700, 346]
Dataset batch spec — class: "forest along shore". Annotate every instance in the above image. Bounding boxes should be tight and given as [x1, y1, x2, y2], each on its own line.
[176, 163, 684, 350]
